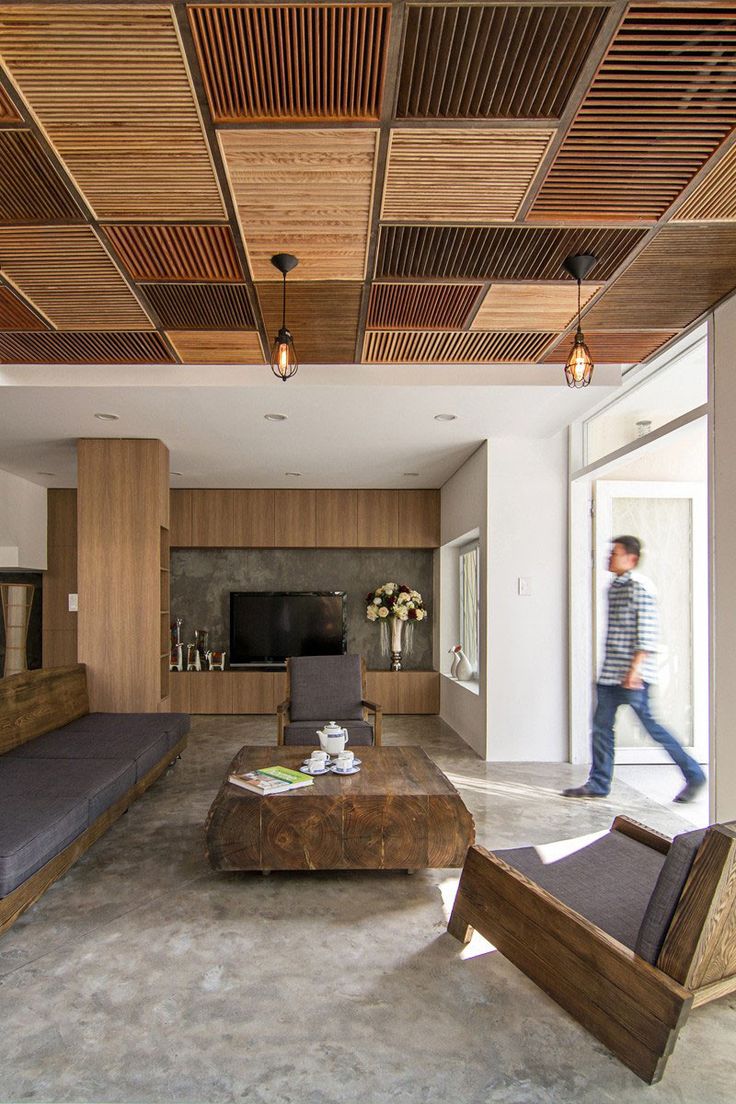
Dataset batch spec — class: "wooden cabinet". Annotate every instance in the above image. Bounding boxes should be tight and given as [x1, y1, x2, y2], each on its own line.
[398, 490, 440, 548]
[397, 671, 440, 714]
[169, 673, 190, 712]
[274, 489, 316, 547]
[191, 489, 234, 546]
[365, 670, 400, 714]
[315, 489, 357, 546]
[170, 489, 192, 546]
[233, 489, 275, 546]
[188, 672, 234, 714]
[232, 671, 275, 713]
[357, 489, 399, 547]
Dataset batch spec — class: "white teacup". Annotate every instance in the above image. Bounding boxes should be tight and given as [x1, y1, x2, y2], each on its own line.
[309, 750, 328, 765]
[335, 751, 355, 771]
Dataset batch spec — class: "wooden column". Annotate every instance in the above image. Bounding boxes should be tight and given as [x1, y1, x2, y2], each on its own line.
[77, 439, 169, 712]
[43, 489, 78, 668]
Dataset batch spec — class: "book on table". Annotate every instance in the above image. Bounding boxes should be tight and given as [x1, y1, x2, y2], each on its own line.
[228, 765, 315, 796]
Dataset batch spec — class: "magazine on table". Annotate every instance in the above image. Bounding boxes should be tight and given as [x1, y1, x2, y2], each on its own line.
[228, 765, 314, 796]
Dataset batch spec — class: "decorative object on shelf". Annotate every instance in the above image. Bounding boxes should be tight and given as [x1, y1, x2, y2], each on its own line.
[451, 644, 473, 682]
[170, 643, 184, 672]
[449, 646, 461, 679]
[186, 642, 201, 671]
[194, 628, 209, 666]
[366, 582, 427, 671]
[269, 252, 299, 381]
[0, 583, 34, 678]
[171, 617, 183, 650]
[562, 252, 597, 388]
[206, 649, 226, 671]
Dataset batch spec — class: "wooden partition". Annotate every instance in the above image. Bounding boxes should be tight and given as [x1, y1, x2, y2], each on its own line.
[42, 489, 78, 668]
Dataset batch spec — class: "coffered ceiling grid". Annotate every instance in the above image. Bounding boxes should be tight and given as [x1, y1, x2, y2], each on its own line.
[0, 330, 173, 364]
[542, 329, 678, 364]
[363, 328, 557, 363]
[368, 282, 483, 329]
[141, 283, 256, 330]
[103, 224, 244, 283]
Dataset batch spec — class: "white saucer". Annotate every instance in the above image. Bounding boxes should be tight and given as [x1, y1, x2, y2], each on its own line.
[301, 764, 331, 775]
[331, 764, 361, 775]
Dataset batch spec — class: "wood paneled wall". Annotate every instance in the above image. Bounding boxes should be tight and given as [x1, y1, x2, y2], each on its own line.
[42, 489, 78, 668]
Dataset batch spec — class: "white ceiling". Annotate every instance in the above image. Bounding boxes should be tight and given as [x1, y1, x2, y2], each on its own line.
[0, 361, 621, 488]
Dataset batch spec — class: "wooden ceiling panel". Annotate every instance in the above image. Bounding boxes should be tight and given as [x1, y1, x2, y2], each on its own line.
[141, 283, 255, 330]
[375, 225, 648, 281]
[0, 330, 172, 364]
[397, 4, 608, 119]
[0, 4, 224, 220]
[258, 281, 362, 363]
[0, 131, 81, 223]
[362, 329, 555, 363]
[103, 225, 243, 282]
[531, 4, 736, 221]
[368, 282, 482, 329]
[382, 129, 554, 222]
[0, 286, 48, 330]
[0, 82, 22, 123]
[584, 225, 736, 330]
[674, 144, 736, 222]
[189, 3, 390, 122]
[542, 330, 678, 364]
[472, 282, 602, 331]
[167, 330, 264, 363]
[0, 226, 153, 330]
[220, 129, 377, 280]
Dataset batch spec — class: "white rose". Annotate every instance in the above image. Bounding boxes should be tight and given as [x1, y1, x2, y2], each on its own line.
[367, 607, 378, 621]
[373, 597, 381, 605]
[378, 606, 389, 618]
[415, 609, 425, 621]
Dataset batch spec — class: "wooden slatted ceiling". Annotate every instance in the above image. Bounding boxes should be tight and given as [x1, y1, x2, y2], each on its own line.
[362, 329, 555, 363]
[258, 282, 363, 363]
[0, 4, 224, 220]
[0, 81, 21, 123]
[368, 282, 482, 329]
[375, 225, 648, 280]
[382, 129, 554, 222]
[0, 286, 48, 330]
[472, 282, 602, 331]
[397, 4, 608, 119]
[541, 330, 678, 364]
[166, 330, 264, 363]
[0, 131, 81, 223]
[531, 4, 736, 221]
[584, 224, 736, 330]
[0, 226, 153, 331]
[674, 143, 736, 221]
[0, 331, 172, 364]
[103, 225, 243, 282]
[141, 283, 255, 329]
[220, 129, 377, 281]
[189, 3, 390, 122]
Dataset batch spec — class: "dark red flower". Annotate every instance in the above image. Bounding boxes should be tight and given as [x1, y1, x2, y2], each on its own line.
[399, 584, 410, 593]
[408, 608, 417, 619]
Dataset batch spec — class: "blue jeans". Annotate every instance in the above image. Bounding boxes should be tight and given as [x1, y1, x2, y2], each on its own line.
[587, 682, 706, 796]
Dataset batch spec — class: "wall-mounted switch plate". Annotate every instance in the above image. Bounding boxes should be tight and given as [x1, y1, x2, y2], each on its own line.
[68, 593, 78, 612]
[518, 577, 531, 597]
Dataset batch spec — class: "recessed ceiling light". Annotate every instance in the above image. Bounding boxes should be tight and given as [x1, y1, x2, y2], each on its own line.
[170, 471, 183, 477]
[94, 412, 119, 421]
[434, 413, 457, 422]
[37, 472, 55, 477]
[403, 472, 420, 477]
[285, 471, 302, 477]
[264, 413, 288, 422]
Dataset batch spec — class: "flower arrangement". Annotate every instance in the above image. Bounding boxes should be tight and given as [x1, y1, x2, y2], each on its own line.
[365, 582, 427, 622]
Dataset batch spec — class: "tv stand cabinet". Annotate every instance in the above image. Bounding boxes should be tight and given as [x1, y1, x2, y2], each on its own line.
[169, 669, 439, 715]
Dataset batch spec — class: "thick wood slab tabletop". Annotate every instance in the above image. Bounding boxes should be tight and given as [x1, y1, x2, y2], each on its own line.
[205, 745, 475, 872]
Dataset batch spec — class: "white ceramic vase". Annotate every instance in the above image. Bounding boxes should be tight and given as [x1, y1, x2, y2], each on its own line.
[390, 617, 403, 671]
[455, 648, 473, 681]
[449, 647, 460, 678]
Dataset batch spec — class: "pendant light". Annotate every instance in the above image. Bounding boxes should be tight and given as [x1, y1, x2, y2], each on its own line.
[269, 253, 299, 381]
[562, 253, 597, 388]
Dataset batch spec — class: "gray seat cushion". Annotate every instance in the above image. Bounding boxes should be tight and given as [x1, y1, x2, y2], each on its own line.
[635, 828, 707, 964]
[289, 655, 364, 721]
[7, 712, 188, 781]
[283, 720, 375, 747]
[0, 795, 88, 897]
[0, 756, 136, 828]
[495, 831, 667, 952]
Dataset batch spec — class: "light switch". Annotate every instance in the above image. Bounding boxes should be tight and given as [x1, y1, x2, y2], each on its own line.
[518, 577, 531, 597]
[68, 593, 78, 612]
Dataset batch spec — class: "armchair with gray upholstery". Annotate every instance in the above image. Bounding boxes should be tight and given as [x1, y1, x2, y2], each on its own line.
[276, 654, 382, 746]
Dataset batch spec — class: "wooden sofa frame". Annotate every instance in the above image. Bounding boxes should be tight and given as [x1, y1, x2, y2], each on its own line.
[276, 656, 382, 746]
[0, 665, 188, 937]
[447, 815, 736, 1084]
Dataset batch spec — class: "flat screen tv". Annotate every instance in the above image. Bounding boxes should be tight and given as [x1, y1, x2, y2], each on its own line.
[229, 591, 347, 667]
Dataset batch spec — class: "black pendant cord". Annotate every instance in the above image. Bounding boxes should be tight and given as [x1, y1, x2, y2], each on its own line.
[576, 278, 582, 335]
[281, 272, 287, 332]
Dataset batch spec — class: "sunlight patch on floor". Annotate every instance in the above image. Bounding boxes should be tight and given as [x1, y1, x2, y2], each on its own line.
[438, 877, 496, 959]
[444, 774, 573, 802]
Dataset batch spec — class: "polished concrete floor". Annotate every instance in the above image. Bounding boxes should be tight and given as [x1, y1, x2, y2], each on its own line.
[0, 716, 733, 1104]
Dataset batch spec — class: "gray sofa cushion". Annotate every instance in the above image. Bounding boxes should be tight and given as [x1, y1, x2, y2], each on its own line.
[283, 720, 374, 746]
[635, 828, 707, 964]
[495, 831, 667, 952]
[289, 655, 364, 721]
[0, 757, 136, 826]
[0, 795, 88, 897]
[8, 712, 188, 780]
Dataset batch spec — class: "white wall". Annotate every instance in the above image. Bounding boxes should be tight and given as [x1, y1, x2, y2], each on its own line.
[0, 468, 46, 570]
[486, 434, 568, 761]
[439, 443, 489, 757]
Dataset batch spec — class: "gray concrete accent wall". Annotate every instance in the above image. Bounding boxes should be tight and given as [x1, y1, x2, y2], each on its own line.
[170, 549, 434, 670]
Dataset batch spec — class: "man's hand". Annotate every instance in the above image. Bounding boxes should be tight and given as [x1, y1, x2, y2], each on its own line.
[622, 669, 644, 690]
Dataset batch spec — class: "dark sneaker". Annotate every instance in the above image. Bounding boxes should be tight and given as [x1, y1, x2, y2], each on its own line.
[561, 784, 608, 798]
[673, 780, 706, 804]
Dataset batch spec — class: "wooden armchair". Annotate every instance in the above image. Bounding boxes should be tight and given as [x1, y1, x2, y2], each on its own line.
[448, 816, 736, 1084]
[276, 654, 382, 746]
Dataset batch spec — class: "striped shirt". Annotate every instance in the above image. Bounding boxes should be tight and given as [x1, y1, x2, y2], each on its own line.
[599, 571, 660, 686]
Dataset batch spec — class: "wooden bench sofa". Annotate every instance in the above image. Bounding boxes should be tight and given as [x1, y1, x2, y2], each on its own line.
[448, 815, 736, 1084]
[0, 664, 189, 936]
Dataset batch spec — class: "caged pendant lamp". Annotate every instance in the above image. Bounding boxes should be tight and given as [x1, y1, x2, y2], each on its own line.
[562, 253, 597, 388]
[270, 253, 299, 381]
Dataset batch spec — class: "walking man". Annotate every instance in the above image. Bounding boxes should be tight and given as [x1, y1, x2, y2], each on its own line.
[564, 535, 706, 803]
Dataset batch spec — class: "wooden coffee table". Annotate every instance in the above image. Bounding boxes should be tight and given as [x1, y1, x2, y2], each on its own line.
[205, 746, 475, 872]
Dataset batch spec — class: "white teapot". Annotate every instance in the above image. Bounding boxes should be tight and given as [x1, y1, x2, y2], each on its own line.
[317, 721, 349, 755]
